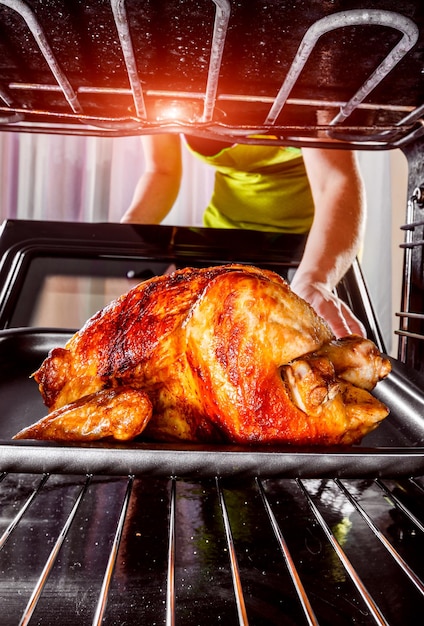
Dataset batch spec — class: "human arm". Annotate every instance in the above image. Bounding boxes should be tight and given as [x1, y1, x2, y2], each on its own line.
[290, 148, 367, 337]
[120, 134, 183, 224]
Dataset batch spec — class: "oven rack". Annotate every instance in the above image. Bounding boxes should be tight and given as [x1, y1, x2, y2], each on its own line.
[1, 471, 423, 625]
[395, 141, 424, 376]
[0, 1, 423, 148]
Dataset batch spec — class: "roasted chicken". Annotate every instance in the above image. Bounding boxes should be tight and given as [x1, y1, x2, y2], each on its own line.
[13, 264, 391, 445]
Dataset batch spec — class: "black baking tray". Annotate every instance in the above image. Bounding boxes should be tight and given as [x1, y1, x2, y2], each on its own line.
[1, 328, 423, 478]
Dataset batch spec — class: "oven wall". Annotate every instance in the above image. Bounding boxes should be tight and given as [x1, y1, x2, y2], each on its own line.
[358, 150, 408, 356]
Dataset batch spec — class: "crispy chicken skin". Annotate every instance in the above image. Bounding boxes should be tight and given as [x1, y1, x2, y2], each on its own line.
[14, 388, 153, 442]
[13, 265, 391, 445]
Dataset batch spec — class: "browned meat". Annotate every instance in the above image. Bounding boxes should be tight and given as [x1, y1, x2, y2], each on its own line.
[14, 388, 153, 442]
[13, 264, 391, 445]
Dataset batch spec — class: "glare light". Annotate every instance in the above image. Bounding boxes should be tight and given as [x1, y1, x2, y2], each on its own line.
[153, 99, 199, 122]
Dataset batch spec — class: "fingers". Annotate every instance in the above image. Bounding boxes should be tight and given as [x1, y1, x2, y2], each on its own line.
[312, 295, 358, 338]
[291, 281, 366, 338]
[319, 297, 366, 338]
[338, 300, 367, 337]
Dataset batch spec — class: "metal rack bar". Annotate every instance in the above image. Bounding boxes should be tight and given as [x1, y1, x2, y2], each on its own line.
[336, 479, 424, 596]
[297, 479, 390, 626]
[398, 192, 417, 363]
[0, 85, 23, 123]
[397, 312, 424, 320]
[18, 475, 92, 626]
[264, 9, 419, 126]
[6, 81, 416, 115]
[110, 0, 147, 119]
[395, 329, 424, 342]
[400, 240, 424, 248]
[0, 473, 48, 550]
[216, 477, 249, 626]
[201, 0, 231, 122]
[375, 479, 424, 534]
[166, 478, 176, 626]
[0, 0, 82, 115]
[257, 478, 319, 626]
[92, 475, 134, 625]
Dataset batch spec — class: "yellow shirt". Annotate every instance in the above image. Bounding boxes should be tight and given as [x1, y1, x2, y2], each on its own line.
[185, 141, 315, 234]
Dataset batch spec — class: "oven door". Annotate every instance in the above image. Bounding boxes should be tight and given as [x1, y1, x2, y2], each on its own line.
[0, 220, 307, 329]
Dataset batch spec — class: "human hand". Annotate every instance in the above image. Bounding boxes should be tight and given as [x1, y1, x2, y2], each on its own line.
[290, 279, 366, 338]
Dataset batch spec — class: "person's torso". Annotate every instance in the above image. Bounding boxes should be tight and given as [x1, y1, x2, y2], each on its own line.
[184, 136, 315, 233]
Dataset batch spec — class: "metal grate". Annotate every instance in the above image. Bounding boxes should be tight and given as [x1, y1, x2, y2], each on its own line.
[395, 138, 424, 376]
[397, 189, 424, 370]
[0, 1, 423, 148]
[0, 472, 423, 625]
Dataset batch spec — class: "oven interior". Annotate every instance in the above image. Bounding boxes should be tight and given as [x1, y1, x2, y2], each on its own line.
[0, 0, 422, 148]
[1, 1, 424, 624]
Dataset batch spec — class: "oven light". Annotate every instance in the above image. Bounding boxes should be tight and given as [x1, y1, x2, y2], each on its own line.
[153, 100, 200, 123]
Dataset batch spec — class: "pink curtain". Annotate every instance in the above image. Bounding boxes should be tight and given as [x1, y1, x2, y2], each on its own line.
[0, 132, 213, 224]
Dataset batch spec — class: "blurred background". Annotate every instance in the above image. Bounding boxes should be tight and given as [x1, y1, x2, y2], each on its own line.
[0, 132, 408, 354]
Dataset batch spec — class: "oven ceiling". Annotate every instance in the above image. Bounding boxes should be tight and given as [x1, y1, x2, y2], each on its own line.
[0, 0, 423, 149]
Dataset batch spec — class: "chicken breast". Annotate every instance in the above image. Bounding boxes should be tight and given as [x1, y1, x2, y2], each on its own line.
[13, 264, 391, 445]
